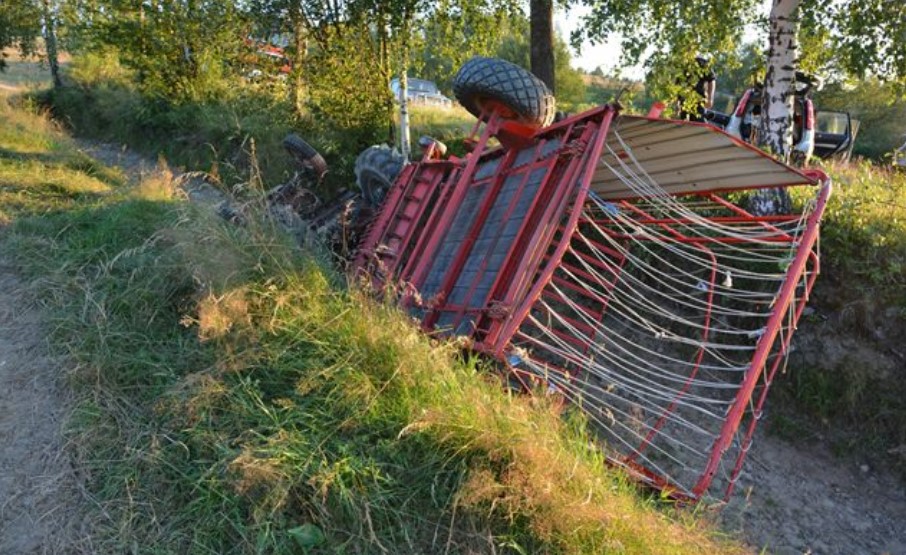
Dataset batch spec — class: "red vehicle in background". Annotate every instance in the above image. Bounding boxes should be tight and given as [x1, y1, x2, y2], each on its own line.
[242, 36, 292, 77]
[719, 73, 854, 163]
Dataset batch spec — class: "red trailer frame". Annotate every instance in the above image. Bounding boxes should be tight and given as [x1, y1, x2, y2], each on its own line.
[354, 104, 830, 502]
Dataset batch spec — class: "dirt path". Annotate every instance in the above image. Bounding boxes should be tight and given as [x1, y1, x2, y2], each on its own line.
[723, 427, 906, 554]
[0, 259, 87, 554]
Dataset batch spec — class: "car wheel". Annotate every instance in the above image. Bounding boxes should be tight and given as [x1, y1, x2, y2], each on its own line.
[355, 145, 404, 207]
[453, 57, 556, 128]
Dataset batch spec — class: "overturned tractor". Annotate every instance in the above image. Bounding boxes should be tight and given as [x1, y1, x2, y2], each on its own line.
[276, 57, 831, 503]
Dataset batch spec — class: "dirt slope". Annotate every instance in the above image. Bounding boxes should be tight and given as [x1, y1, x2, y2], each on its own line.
[724, 427, 906, 554]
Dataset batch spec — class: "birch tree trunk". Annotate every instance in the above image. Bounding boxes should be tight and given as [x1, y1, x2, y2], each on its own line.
[759, 0, 800, 158]
[749, 0, 799, 216]
[41, 0, 62, 88]
[289, 2, 307, 118]
[397, 15, 411, 161]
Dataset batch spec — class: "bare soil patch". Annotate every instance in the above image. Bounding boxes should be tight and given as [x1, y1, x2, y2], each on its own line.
[722, 426, 906, 554]
[0, 257, 87, 554]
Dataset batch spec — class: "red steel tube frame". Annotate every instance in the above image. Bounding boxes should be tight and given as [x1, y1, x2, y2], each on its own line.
[691, 178, 832, 498]
[491, 107, 617, 356]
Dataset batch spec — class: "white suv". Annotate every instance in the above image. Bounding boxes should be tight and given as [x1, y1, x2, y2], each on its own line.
[895, 137, 906, 169]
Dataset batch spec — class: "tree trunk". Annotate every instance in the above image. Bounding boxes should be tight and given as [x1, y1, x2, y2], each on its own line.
[759, 0, 800, 158]
[398, 17, 411, 161]
[41, 0, 62, 88]
[749, 0, 799, 216]
[289, 2, 307, 118]
[530, 0, 555, 93]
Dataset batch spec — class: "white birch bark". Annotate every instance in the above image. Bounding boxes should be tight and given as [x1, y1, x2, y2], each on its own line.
[760, 0, 800, 158]
[749, 0, 799, 216]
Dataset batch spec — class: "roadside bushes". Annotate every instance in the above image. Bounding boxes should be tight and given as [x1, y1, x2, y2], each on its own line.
[41, 49, 392, 194]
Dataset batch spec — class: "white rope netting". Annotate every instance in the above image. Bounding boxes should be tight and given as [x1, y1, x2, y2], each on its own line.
[508, 130, 819, 498]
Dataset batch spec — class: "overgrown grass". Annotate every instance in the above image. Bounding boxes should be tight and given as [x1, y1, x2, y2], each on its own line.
[0, 92, 742, 552]
[398, 104, 476, 155]
[0, 48, 58, 90]
[782, 159, 906, 471]
[41, 53, 483, 197]
[0, 96, 127, 223]
[818, 160, 906, 303]
[38, 52, 383, 194]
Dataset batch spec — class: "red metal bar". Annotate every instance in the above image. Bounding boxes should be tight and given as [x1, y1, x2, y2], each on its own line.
[445, 151, 560, 328]
[587, 214, 801, 226]
[723, 248, 821, 500]
[353, 162, 418, 276]
[707, 193, 797, 241]
[601, 233, 797, 245]
[398, 166, 464, 289]
[691, 180, 831, 498]
[387, 168, 449, 267]
[406, 113, 504, 297]
[476, 122, 597, 347]
[422, 145, 524, 330]
[491, 108, 617, 355]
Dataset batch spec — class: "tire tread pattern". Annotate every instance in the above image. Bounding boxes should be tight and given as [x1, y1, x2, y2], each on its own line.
[453, 57, 555, 127]
[355, 145, 404, 206]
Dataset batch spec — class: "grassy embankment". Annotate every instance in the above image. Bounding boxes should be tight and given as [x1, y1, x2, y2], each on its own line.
[0, 72, 739, 552]
[39, 53, 477, 198]
[44, 54, 906, 475]
[781, 160, 906, 468]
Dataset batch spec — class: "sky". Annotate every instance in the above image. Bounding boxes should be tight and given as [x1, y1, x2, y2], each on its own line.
[554, 6, 644, 79]
[556, 1, 773, 80]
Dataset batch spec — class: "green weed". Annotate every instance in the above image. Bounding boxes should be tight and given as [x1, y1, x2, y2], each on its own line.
[0, 92, 741, 553]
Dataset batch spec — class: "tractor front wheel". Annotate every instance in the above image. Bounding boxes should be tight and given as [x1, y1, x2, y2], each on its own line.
[453, 57, 556, 128]
[283, 134, 328, 178]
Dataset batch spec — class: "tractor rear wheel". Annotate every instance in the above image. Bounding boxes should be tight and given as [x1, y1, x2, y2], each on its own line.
[453, 57, 556, 128]
[354, 145, 404, 207]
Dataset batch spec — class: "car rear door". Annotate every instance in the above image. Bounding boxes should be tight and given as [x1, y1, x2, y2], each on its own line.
[813, 111, 853, 159]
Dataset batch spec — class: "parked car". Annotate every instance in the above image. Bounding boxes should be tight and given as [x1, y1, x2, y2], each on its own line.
[721, 73, 853, 164]
[390, 77, 453, 108]
[242, 37, 292, 78]
[895, 136, 906, 169]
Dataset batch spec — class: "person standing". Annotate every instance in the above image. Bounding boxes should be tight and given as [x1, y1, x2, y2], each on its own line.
[676, 56, 716, 121]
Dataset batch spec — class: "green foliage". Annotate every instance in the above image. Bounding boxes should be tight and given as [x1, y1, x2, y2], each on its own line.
[0, 93, 743, 555]
[813, 160, 906, 298]
[828, 0, 906, 86]
[305, 24, 392, 149]
[0, 0, 41, 71]
[782, 160, 906, 473]
[574, 0, 760, 105]
[413, 3, 517, 89]
[64, 0, 249, 102]
[583, 73, 657, 114]
[40, 79, 304, 188]
[494, 16, 588, 110]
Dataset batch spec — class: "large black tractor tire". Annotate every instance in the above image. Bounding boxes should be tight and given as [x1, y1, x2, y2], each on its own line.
[283, 133, 327, 177]
[453, 57, 556, 128]
[354, 145, 404, 207]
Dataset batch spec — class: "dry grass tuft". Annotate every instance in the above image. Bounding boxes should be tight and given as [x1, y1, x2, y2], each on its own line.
[194, 288, 252, 341]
